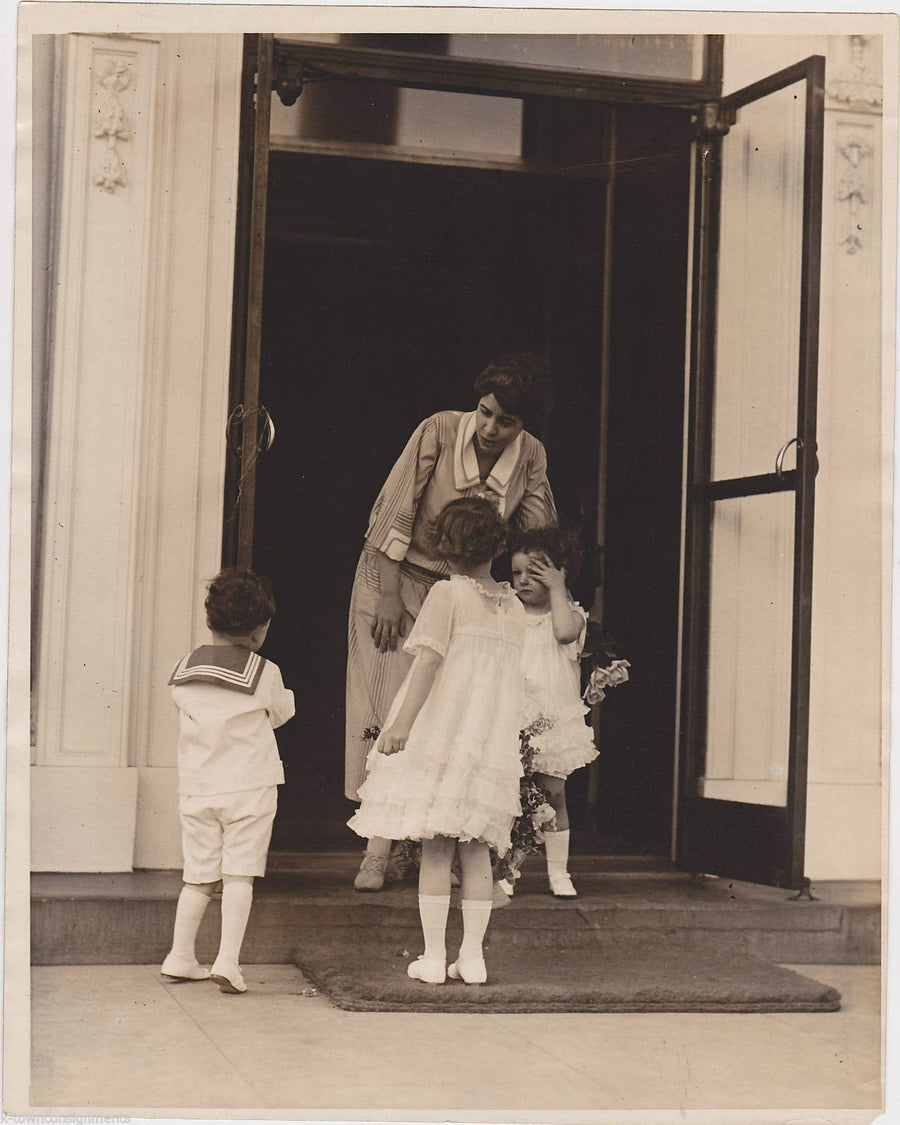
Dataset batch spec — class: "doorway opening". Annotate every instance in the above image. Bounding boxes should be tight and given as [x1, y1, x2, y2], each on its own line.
[249, 103, 692, 855]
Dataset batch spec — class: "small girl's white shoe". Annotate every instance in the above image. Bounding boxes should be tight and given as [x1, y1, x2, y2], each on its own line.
[407, 956, 446, 984]
[210, 958, 247, 993]
[161, 953, 210, 981]
[497, 878, 515, 897]
[548, 871, 578, 898]
[448, 957, 487, 985]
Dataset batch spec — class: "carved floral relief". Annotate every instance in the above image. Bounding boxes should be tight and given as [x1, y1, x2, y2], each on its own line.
[92, 58, 132, 193]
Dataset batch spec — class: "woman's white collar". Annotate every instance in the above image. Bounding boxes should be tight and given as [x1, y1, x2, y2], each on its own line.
[453, 411, 524, 501]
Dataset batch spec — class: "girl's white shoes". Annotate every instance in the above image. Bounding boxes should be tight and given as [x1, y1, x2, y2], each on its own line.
[497, 878, 515, 896]
[160, 953, 210, 981]
[407, 955, 488, 985]
[407, 955, 446, 984]
[210, 958, 247, 993]
[447, 956, 487, 985]
[548, 871, 578, 898]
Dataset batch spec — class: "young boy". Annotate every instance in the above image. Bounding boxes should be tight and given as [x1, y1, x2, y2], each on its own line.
[161, 568, 294, 994]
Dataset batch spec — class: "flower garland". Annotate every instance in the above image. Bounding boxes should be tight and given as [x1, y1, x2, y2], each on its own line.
[494, 718, 558, 884]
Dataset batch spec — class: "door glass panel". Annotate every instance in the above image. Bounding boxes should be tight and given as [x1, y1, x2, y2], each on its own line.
[280, 33, 707, 80]
[711, 79, 806, 481]
[700, 492, 794, 806]
[447, 34, 705, 80]
[270, 78, 523, 160]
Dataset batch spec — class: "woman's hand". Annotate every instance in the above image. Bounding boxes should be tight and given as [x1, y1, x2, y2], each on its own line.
[371, 592, 406, 653]
[528, 554, 567, 592]
[379, 724, 410, 755]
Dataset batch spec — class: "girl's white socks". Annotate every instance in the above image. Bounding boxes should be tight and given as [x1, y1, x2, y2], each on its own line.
[458, 898, 492, 960]
[408, 893, 450, 983]
[448, 898, 492, 984]
[545, 828, 577, 896]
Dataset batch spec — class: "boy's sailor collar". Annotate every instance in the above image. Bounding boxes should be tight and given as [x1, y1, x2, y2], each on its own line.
[168, 645, 266, 694]
[453, 411, 524, 510]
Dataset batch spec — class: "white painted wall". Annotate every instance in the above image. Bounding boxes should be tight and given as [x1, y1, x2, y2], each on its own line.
[33, 33, 243, 871]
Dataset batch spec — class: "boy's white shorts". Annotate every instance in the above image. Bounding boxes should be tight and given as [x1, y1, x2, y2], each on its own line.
[179, 785, 278, 883]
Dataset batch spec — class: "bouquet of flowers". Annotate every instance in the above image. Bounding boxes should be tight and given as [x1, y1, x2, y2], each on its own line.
[495, 717, 558, 884]
[580, 620, 631, 705]
[583, 659, 631, 705]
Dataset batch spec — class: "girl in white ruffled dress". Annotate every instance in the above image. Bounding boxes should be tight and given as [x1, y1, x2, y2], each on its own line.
[348, 497, 526, 985]
[504, 528, 598, 898]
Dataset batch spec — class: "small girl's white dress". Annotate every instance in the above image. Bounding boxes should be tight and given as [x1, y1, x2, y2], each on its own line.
[348, 574, 526, 856]
[522, 602, 598, 778]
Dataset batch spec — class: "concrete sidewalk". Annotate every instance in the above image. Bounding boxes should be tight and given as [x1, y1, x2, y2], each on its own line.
[30, 962, 881, 1120]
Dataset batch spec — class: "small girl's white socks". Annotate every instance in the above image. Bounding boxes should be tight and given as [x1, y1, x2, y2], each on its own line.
[408, 893, 450, 984]
[545, 829, 577, 897]
[162, 885, 211, 980]
[448, 898, 492, 984]
[211, 881, 254, 993]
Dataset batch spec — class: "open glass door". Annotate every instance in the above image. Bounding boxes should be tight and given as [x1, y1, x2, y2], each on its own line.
[677, 57, 825, 888]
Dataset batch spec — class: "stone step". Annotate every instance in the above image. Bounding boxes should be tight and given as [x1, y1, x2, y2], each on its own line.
[31, 854, 880, 967]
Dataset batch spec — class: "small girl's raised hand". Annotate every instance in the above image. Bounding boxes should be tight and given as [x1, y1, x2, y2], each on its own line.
[528, 554, 567, 591]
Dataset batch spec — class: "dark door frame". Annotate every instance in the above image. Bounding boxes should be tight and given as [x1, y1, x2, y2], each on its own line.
[222, 37, 828, 882]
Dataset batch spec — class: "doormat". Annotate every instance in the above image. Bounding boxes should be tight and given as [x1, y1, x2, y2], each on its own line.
[292, 926, 841, 1014]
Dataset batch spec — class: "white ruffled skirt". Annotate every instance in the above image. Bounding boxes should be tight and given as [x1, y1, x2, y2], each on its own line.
[526, 704, 598, 779]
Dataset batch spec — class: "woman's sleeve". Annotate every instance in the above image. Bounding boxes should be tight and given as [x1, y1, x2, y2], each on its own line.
[363, 416, 440, 561]
[511, 440, 558, 531]
[402, 580, 453, 658]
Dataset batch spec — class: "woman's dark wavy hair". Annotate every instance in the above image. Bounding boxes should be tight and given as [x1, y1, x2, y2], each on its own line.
[509, 525, 584, 578]
[205, 568, 276, 636]
[430, 498, 508, 566]
[473, 351, 555, 432]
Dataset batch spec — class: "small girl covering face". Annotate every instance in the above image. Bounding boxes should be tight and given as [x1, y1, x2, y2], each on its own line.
[507, 528, 598, 898]
[348, 498, 526, 985]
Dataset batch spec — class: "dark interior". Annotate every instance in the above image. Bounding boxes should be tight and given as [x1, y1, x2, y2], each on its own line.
[251, 103, 692, 855]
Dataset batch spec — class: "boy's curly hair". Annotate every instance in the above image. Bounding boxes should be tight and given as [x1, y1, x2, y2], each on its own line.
[509, 525, 584, 577]
[430, 497, 508, 565]
[205, 568, 276, 636]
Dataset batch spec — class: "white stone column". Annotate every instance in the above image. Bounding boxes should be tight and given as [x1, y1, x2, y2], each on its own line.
[33, 33, 243, 871]
[806, 34, 883, 879]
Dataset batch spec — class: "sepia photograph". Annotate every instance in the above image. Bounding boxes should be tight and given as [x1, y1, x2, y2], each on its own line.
[7, 5, 896, 1122]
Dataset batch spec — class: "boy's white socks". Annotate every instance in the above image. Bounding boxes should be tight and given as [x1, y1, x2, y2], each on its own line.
[214, 880, 254, 968]
[449, 898, 492, 984]
[162, 885, 212, 979]
[408, 893, 450, 984]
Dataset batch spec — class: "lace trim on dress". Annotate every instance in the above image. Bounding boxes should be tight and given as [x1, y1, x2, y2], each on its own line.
[451, 573, 516, 603]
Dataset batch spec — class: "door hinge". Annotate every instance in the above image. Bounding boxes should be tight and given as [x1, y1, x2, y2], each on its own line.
[693, 101, 737, 142]
[273, 50, 329, 106]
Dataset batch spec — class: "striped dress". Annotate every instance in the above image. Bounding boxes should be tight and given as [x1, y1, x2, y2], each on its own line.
[344, 409, 557, 800]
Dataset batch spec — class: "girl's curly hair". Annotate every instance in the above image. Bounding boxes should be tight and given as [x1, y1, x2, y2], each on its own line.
[509, 525, 584, 577]
[205, 568, 276, 636]
[430, 497, 508, 565]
